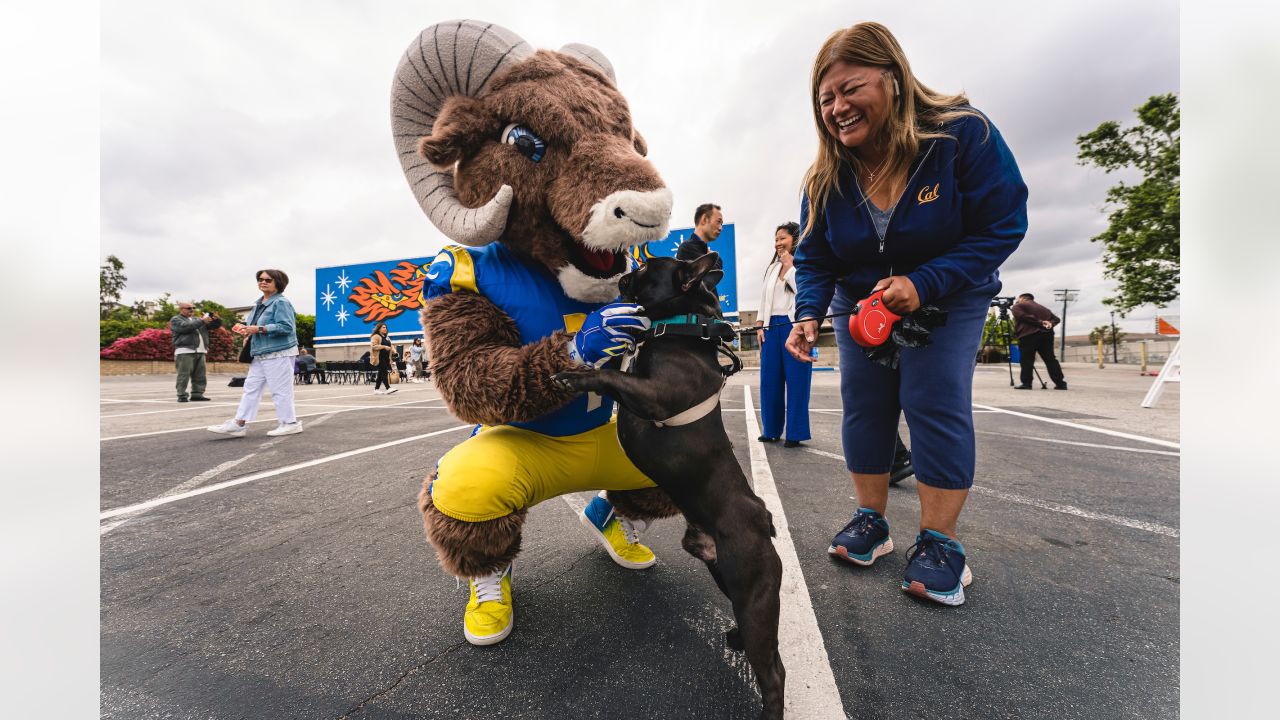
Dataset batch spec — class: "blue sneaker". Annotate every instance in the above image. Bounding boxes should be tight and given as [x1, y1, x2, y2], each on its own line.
[828, 508, 893, 566]
[901, 530, 974, 606]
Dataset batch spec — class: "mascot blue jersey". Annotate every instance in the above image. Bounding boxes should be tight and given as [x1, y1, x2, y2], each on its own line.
[423, 243, 622, 437]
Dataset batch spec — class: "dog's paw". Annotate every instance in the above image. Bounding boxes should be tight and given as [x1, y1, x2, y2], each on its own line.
[551, 371, 585, 391]
[725, 627, 744, 652]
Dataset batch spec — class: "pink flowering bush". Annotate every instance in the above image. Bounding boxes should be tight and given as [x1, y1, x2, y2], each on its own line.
[100, 327, 241, 361]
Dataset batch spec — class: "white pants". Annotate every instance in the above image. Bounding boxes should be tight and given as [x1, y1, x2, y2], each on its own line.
[235, 355, 297, 424]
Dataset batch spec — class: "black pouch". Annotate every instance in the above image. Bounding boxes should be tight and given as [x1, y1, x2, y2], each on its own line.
[238, 335, 252, 364]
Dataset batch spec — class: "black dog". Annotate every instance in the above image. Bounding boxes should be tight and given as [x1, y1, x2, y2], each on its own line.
[553, 253, 785, 720]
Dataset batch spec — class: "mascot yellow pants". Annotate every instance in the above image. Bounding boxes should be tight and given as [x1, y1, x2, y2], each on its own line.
[430, 419, 656, 522]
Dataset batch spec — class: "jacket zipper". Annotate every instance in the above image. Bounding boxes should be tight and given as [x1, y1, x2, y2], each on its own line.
[856, 142, 936, 255]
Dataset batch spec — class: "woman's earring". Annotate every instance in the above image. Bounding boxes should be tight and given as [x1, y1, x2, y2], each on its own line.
[893, 77, 900, 96]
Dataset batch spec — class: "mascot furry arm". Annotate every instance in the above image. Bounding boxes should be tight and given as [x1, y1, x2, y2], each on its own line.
[392, 21, 672, 426]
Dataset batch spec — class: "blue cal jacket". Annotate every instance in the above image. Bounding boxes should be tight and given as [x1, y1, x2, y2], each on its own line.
[422, 242, 618, 437]
[793, 110, 1028, 320]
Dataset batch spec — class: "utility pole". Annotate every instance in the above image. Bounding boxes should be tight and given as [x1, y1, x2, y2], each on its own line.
[1053, 289, 1079, 360]
[1109, 311, 1119, 363]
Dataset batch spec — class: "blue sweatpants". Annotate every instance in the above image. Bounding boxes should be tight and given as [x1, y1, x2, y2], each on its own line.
[832, 278, 999, 489]
[760, 315, 812, 442]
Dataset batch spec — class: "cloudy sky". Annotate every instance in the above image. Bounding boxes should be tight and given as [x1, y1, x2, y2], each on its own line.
[102, 0, 1179, 335]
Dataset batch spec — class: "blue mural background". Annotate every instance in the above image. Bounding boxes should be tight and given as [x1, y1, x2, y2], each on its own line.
[314, 225, 738, 344]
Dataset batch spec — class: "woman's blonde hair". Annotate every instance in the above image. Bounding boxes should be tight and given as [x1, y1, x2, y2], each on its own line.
[800, 22, 986, 241]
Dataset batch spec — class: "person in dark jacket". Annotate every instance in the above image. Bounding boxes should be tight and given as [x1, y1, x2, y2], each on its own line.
[1011, 293, 1066, 390]
[170, 302, 221, 402]
[675, 203, 724, 293]
[785, 22, 1027, 607]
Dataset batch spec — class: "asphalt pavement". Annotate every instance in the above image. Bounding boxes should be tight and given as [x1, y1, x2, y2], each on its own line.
[100, 362, 1178, 719]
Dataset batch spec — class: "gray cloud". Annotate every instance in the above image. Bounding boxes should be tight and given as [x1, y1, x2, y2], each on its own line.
[103, 0, 1179, 334]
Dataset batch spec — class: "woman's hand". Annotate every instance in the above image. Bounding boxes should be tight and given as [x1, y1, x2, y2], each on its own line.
[245, 325, 262, 335]
[756, 327, 765, 346]
[778, 249, 794, 271]
[872, 276, 921, 314]
[784, 319, 818, 363]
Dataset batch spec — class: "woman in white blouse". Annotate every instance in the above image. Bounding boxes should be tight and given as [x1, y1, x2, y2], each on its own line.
[756, 222, 813, 447]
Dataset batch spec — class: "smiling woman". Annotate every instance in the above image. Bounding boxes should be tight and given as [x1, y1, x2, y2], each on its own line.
[786, 21, 1029, 611]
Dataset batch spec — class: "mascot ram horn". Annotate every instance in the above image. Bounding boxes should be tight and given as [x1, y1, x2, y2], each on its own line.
[391, 19, 673, 302]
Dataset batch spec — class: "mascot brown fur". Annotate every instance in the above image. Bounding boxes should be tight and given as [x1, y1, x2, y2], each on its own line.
[391, 22, 681, 586]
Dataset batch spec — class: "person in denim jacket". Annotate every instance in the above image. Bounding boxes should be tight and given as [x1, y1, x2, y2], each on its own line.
[208, 268, 302, 438]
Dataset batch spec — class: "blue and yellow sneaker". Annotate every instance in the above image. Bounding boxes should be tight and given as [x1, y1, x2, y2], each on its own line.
[902, 530, 974, 606]
[828, 507, 893, 566]
[464, 564, 513, 646]
[579, 491, 656, 569]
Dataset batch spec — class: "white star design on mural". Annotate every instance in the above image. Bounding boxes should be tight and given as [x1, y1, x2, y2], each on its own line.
[335, 307, 349, 326]
[335, 270, 352, 292]
[320, 285, 337, 310]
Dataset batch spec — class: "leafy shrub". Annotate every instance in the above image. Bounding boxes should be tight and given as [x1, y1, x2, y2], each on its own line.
[100, 327, 241, 361]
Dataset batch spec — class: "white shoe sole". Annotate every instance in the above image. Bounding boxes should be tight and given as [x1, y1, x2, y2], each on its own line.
[207, 426, 245, 437]
[266, 424, 303, 437]
[827, 537, 894, 566]
[386, 388, 399, 394]
[903, 564, 974, 606]
[464, 612, 514, 646]
[577, 512, 656, 570]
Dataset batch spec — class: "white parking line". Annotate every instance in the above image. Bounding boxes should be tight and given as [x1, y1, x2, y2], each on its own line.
[102, 403, 242, 418]
[100, 423, 472, 520]
[100, 397, 444, 441]
[974, 430, 1180, 457]
[799, 447, 1179, 538]
[971, 403, 1179, 449]
[742, 387, 846, 719]
[968, 486, 1179, 538]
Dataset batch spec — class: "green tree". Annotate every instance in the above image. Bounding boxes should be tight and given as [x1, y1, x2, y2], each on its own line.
[100, 255, 127, 318]
[1088, 325, 1126, 345]
[296, 314, 316, 350]
[1076, 93, 1180, 316]
[978, 310, 1013, 362]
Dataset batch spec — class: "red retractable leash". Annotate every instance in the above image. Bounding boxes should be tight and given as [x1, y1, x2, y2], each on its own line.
[848, 290, 902, 347]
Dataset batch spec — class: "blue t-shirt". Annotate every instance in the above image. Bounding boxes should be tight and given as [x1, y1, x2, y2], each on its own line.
[422, 243, 616, 437]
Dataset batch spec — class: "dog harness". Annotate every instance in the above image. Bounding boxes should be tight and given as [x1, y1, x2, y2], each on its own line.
[622, 314, 741, 428]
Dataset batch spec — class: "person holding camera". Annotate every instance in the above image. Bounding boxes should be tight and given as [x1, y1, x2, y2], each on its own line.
[1011, 293, 1067, 390]
[170, 302, 221, 402]
[785, 22, 1027, 607]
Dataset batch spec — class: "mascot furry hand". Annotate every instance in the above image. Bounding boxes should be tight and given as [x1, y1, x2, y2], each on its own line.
[396, 20, 680, 646]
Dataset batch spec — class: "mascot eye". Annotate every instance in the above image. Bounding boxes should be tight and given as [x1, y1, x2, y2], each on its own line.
[500, 123, 546, 163]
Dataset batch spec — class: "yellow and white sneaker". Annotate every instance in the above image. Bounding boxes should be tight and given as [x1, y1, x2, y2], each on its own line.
[464, 564, 513, 646]
[579, 491, 657, 569]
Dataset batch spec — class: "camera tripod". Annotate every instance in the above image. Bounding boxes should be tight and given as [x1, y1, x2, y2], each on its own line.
[985, 302, 1045, 388]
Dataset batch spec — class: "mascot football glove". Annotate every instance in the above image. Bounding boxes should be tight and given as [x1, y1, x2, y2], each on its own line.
[568, 303, 650, 368]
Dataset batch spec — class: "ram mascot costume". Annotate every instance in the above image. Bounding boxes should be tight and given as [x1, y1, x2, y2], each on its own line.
[394, 20, 680, 646]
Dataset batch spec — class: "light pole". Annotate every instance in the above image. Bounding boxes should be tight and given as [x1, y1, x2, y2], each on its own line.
[1109, 311, 1119, 363]
[1053, 289, 1079, 360]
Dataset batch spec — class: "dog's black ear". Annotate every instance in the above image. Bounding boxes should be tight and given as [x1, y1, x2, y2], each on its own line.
[680, 252, 721, 292]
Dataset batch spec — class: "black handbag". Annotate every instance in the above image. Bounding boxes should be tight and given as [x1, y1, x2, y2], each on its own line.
[238, 335, 252, 364]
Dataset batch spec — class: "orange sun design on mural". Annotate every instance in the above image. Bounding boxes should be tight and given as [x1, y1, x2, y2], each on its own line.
[348, 260, 431, 323]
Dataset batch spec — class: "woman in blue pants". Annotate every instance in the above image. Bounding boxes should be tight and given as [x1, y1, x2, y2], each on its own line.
[756, 222, 812, 447]
[786, 22, 1027, 607]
